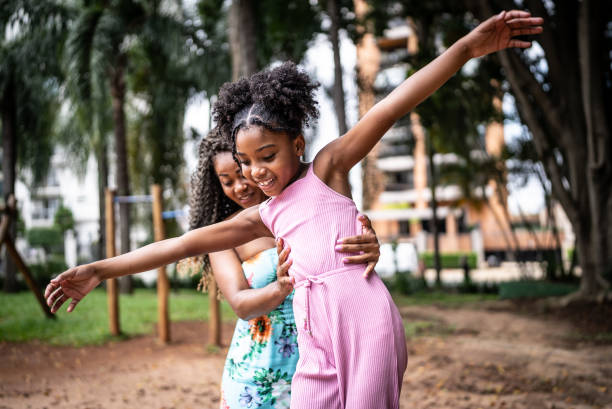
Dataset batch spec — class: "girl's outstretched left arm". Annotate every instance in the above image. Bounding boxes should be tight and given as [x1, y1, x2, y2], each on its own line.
[316, 10, 542, 176]
[45, 206, 269, 313]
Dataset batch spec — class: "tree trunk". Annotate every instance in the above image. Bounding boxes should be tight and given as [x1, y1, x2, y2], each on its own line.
[95, 138, 108, 261]
[468, 0, 611, 299]
[228, 0, 258, 81]
[1, 77, 18, 292]
[327, 0, 348, 136]
[109, 54, 132, 294]
[426, 135, 441, 286]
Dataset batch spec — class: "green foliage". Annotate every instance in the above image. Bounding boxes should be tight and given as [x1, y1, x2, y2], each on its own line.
[0, 288, 236, 346]
[28, 256, 68, 287]
[419, 252, 477, 269]
[498, 281, 578, 300]
[0, 0, 72, 185]
[26, 226, 63, 254]
[384, 271, 427, 295]
[53, 205, 75, 233]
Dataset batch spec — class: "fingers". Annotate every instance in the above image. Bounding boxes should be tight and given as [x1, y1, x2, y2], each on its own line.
[276, 237, 284, 256]
[363, 262, 375, 278]
[506, 16, 543, 26]
[504, 10, 532, 20]
[357, 214, 373, 231]
[511, 26, 543, 36]
[337, 242, 378, 253]
[44, 281, 59, 298]
[277, 257, 293, 278]
[343, 253, 378, 265]
[67, 299, 80, 313]
[509, 39, 532, 48]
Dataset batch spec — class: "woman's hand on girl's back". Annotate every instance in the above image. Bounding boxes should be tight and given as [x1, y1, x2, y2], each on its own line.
[275, 238, 295, 298]
[463, 10, 543, 58]
[336, 214, 380, 278]
[44, 264, 101, 313]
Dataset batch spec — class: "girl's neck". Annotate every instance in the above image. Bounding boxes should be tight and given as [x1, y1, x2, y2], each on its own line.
[283, 161, 309, 190]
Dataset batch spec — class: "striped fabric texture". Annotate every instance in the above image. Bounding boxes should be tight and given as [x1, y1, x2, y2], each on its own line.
[259, 163, 407, 409]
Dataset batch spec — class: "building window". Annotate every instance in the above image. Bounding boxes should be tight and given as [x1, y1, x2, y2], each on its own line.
[399, 220, 411, 235]
[421, 218, 446, 234]
[385, 170, 414, 191]
[31, 198, 60, 220]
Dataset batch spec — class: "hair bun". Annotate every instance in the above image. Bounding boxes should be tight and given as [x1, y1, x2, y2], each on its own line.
[214, 77, 252, 139]
[213, 62, 320, 140]
[250, 62, 319, 133]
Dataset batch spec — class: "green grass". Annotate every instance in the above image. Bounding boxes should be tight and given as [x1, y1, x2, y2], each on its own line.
[0, 288, 236, 346]
[392, 291, 497, 307]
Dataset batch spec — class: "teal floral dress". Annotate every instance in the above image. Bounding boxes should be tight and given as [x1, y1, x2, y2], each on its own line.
[220, 248, 298, 409]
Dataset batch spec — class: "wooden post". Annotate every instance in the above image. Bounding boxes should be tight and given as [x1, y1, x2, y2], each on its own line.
[151, 184, 170, 343]
[208, 278, 221, 347]
[4, 238, 55, 318]
[0, 196, 54, 319]
[105, 189, 120, 336]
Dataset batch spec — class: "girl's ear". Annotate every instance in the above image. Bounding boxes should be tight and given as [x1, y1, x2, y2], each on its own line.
[294, 134, 305, 156]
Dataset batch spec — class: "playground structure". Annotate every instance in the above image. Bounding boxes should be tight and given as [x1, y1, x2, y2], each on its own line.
[105, 186, 222, 346]
[0, 194, 54, 319]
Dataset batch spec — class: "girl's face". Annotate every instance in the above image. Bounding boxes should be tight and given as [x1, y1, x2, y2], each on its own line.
[235, 126, 304, 197]
[213, 152, 267, 208]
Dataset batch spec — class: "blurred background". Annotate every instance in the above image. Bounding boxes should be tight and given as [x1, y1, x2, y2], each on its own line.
[0, 1, 611, 407]
[2, 0, 610, 296]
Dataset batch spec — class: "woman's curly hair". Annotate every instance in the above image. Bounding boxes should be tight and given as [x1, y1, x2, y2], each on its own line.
[213, 62, 320, 157]
[177, 128, 241, 293]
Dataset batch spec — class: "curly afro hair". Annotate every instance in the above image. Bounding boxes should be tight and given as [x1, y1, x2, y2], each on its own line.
[213, 62, 320, 154]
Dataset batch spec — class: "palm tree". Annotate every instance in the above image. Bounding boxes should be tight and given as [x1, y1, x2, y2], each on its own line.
[0, 0, 70, 291]
[65, 0, 200, 292]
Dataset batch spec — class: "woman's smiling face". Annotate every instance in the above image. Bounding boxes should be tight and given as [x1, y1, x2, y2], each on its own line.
[213, 151, 267, 208]
[234, 126, 304, 197]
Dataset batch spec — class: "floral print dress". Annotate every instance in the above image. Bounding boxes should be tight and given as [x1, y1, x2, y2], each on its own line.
[220, 248, 298, 409]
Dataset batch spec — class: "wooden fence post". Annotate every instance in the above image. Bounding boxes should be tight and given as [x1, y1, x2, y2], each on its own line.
[105, 189, 120, 336]
[151, 184, 170, 343]
[208, 278, 221, 347]
[0, 196, 54, 319]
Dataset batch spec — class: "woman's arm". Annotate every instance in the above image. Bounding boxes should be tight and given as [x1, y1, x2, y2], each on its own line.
[212, 215, 381, 319]
[209, 243, 293, 321]
[315, 10, 543, 177]
[45, 206, 269, 313]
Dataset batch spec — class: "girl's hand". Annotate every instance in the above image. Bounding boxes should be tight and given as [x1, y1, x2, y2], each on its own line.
[336, 214, 380, 278]
[275, 238, 295, 298]
[463, 10, 543, 58]
[44, 264, 101, 313]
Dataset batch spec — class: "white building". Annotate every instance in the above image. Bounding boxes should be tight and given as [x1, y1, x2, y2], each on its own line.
[15, 149, 100, 267]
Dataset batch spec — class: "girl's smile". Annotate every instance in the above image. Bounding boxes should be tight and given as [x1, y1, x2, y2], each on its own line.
[213, 152, 267, 208]
[235, 126, 305, 197]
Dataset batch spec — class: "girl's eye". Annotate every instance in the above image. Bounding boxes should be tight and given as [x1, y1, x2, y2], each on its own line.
[263, 154, 275, 161]
[240, 160, 250, 166]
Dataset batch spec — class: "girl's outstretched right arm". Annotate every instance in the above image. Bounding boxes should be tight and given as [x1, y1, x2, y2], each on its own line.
[45, 206, 270, 313]
[315, 10, 542, 179]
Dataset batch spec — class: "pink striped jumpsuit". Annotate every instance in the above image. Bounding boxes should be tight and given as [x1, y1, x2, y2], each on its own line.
[259, 164, 407, 409]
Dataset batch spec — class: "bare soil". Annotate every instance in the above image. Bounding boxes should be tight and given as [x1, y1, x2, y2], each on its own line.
[1, 301, 611, 409]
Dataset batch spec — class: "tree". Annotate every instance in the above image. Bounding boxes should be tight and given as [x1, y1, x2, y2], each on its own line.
[0, 0, 70, 291]
[466, 0, 612, 299]
[65, 0, 202, 293]
[364, 0, 511, 276]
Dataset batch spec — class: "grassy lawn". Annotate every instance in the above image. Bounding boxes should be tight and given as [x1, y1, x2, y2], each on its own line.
[1, 288, 498, 346]
[0, 288, 236, 346]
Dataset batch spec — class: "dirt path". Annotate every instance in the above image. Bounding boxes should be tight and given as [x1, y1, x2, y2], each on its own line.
[2, 302, 611, 409]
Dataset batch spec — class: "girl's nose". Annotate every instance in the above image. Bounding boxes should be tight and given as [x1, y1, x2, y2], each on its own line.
[235, 181, 248, 193]
[252, 166, 266, 179]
